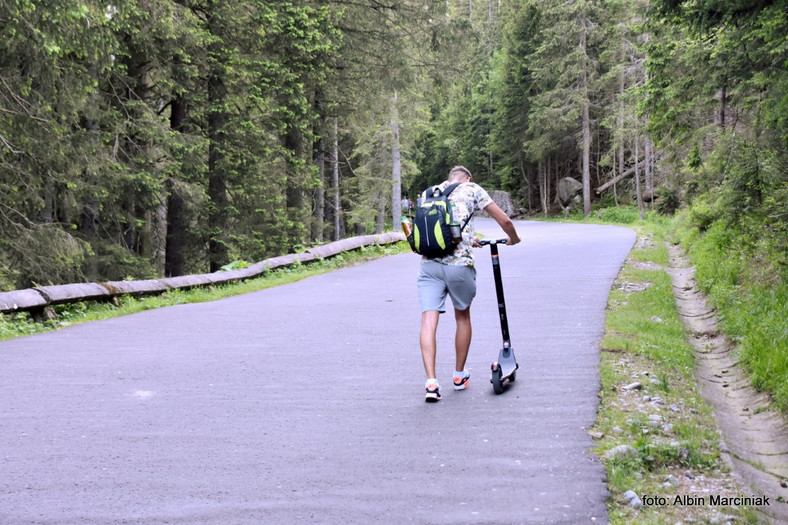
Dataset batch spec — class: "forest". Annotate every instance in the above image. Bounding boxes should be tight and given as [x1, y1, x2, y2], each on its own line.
[1, 0, 786, 290]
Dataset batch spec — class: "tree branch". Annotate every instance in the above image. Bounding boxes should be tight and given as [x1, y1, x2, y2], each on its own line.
[0, 133, 22, 154]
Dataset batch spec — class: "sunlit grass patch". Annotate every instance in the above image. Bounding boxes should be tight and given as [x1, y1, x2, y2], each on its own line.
[605, 267, 692, 373]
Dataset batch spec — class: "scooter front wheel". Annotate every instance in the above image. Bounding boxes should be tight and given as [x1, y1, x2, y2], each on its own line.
[491, 363, 504, 395]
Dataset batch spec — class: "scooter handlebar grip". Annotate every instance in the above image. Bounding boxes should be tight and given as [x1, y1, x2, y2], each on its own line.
[478, 239, 508, 246]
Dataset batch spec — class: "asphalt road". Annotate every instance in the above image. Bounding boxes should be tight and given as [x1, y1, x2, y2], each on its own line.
[0, 219, 636, 524]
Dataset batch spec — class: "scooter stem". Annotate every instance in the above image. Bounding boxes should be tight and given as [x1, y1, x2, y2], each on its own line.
[489, 243, 511, 347]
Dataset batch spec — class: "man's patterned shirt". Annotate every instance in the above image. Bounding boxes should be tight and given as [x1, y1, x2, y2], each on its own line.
[419, 181, 493, 267]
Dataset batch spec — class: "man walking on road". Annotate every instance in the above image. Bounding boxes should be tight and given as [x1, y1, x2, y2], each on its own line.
[417, 166, 520, 402]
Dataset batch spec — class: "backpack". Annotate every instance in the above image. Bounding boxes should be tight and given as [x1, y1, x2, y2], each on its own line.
[407, 182, 473, 258]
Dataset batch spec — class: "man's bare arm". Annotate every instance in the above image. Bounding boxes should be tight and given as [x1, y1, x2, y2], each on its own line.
[483, 202, 520, 245]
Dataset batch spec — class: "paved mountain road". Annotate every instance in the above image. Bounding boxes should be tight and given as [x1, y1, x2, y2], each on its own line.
[0, 219, 636, 524]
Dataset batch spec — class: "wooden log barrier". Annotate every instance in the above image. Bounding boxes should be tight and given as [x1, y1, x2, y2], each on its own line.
[0, 232, 406, 315]
[35, 283, 111, 305]
[100, 280, 170, 297]
[0, 289, 49, 313]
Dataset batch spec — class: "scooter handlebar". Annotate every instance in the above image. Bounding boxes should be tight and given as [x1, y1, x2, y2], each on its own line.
[478, 238, 508, 246]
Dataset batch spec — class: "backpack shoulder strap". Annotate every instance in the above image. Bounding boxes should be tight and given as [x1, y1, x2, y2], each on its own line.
[440, 182, 474, 232]
[442, 182, 462, 198]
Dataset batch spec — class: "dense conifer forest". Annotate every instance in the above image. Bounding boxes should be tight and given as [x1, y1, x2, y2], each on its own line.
[1, 1, 785, 290]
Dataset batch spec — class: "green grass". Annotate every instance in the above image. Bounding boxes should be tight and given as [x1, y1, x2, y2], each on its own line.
[605, 268, 693, 372]
[589, 214, 757, 524]
[564, 203, 786, 414]
[0, 242, 409, 341]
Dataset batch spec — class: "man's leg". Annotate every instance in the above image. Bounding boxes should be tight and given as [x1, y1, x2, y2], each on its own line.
[420, 310, 440, 379]
[454, 307, 472, 372]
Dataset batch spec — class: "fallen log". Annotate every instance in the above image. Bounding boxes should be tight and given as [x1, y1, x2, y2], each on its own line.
[0, 232, 407, 315]
[595, 166, 636, 194]
[0, 289, 48, 314]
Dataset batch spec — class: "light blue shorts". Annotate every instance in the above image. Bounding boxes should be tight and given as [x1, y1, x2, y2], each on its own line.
[417, 261, 477, 313]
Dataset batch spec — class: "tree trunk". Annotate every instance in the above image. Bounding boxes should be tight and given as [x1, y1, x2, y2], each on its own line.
[285, 124, 306, 247]
[611, 147, 619, 206]
[390, 91, 402, 230]
[313, 133, 325, 243]
[207, 25, 229, 272]
[618, 68, 625, 207]
[151, 195, 167, 275]
[580, 12, 591, 218]
[375, 187, 385, 234]
[166, 95, 188, 277]
[645, 138, 652, 207]
[82, 117, 100, 280]
[207, 140, 229, 273]
[165, 179, 187, 277]
[312, 89, 326, 243]
[718, 86, 726, 129]
[595, 127, 601, 188]
[333, 118, 341, 241]
[137, 67, 166, 275]
[635, 137, 644, 220]
[549, 157, 554, 211]
[80, 52, 103, 256]
[539, 160, 547, 216]
[596, 165, 637, 194]
[42, 179, 55, 224]
[519, 157, 533, 212]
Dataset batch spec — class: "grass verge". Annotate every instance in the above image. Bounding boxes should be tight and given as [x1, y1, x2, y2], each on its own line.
[588, 214, 759, 524]
[578, 204, 788, 415]
[0, 242, 408, 341]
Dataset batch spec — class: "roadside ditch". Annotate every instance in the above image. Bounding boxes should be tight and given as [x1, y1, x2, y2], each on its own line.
[666, 243, 788, 524]
[593, 233, 788, 524]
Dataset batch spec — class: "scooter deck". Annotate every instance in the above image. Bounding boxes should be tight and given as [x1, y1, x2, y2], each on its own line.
[497, 346, 518, 378]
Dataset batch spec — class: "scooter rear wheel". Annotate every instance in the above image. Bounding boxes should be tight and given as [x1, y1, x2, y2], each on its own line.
[491, 364, 504, 395]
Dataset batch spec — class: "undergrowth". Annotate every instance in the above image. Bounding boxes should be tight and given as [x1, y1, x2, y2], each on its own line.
[673, 211, 788, 413]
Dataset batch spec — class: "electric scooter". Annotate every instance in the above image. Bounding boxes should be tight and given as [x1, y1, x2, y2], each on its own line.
[479, 239, 519, 395]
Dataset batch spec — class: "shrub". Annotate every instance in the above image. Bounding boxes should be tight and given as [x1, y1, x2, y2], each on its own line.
[598, 206, 640, 224]
[3, 224, 92, 288]
[655, 186, 681, 215]
[687, 195, 718, 232]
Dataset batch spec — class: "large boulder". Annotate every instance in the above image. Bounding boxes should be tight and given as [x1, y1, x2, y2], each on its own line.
[487, 190, 518, 217]
[558, 177, 583, 216]
[558, 177, 583, 207]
